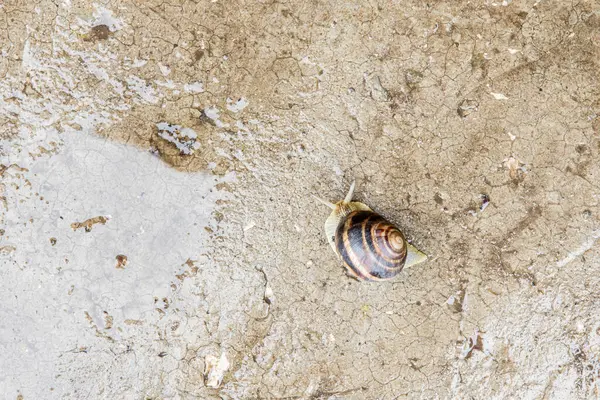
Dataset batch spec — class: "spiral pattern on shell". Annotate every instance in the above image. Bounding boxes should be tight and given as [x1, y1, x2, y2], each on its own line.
[334, 210, 408, 281]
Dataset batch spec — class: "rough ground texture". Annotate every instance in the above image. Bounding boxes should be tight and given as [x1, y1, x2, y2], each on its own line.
[1, 0, 600, 399]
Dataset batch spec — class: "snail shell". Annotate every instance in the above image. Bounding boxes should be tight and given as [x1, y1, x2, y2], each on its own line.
[315, 181, 427, 281]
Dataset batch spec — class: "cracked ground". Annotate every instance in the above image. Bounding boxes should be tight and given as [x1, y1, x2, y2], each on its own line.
[1, 0, 600, 399]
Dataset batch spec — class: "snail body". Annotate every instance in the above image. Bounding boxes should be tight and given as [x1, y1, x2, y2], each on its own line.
[315, 182, 427, 281]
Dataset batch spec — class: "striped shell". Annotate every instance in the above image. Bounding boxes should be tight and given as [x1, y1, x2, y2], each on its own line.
[315, 181, 427, 282]
[336, 211, 407, 281]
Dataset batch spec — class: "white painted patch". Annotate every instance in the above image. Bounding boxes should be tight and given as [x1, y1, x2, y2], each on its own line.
[156, 122, 201, 155]
[92, 6, 123, 31]
[244, 221, 256, 231]
[204, 106, 228, 128]
[460, 328, 489, 359]
[226, 97, 249, 113]
[235, 120, 249, 132]
[155, 79, 176, 89]
[480, 201, 489, 213]
[158, 64, 171, 76]
[131, 58, 148, 68]
[204, 106, 220, 120]
[184, 82, 204, 93]
[556, 229, 600, 268]
[0, 131, 223, 396]
[491, 92, 509, 100]
[21, 40, 37, 71]
[126, 76, 159, 104]
[204, 353, 230, 388]
[264, 285, 274, 303]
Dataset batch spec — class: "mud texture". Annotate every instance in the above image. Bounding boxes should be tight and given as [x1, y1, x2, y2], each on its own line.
[1, 1, 600, 399]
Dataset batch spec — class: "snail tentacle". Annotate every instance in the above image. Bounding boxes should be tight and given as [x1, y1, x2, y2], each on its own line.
[343, 180, 356, 204]
[312, 195, 336, 210]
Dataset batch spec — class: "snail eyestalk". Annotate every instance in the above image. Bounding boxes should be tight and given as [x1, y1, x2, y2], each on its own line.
[312, 195, 336, 210]
[343, 180, 356, 204]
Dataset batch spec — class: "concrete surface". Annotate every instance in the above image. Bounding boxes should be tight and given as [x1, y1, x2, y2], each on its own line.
[1, 0, 600, 399]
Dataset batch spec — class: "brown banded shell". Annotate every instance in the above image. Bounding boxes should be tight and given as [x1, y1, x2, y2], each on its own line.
[335, 210, 408, 281]
[315, 181, 428, 282]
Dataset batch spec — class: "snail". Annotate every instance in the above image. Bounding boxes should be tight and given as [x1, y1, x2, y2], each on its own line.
[314, 181, 427, 281]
